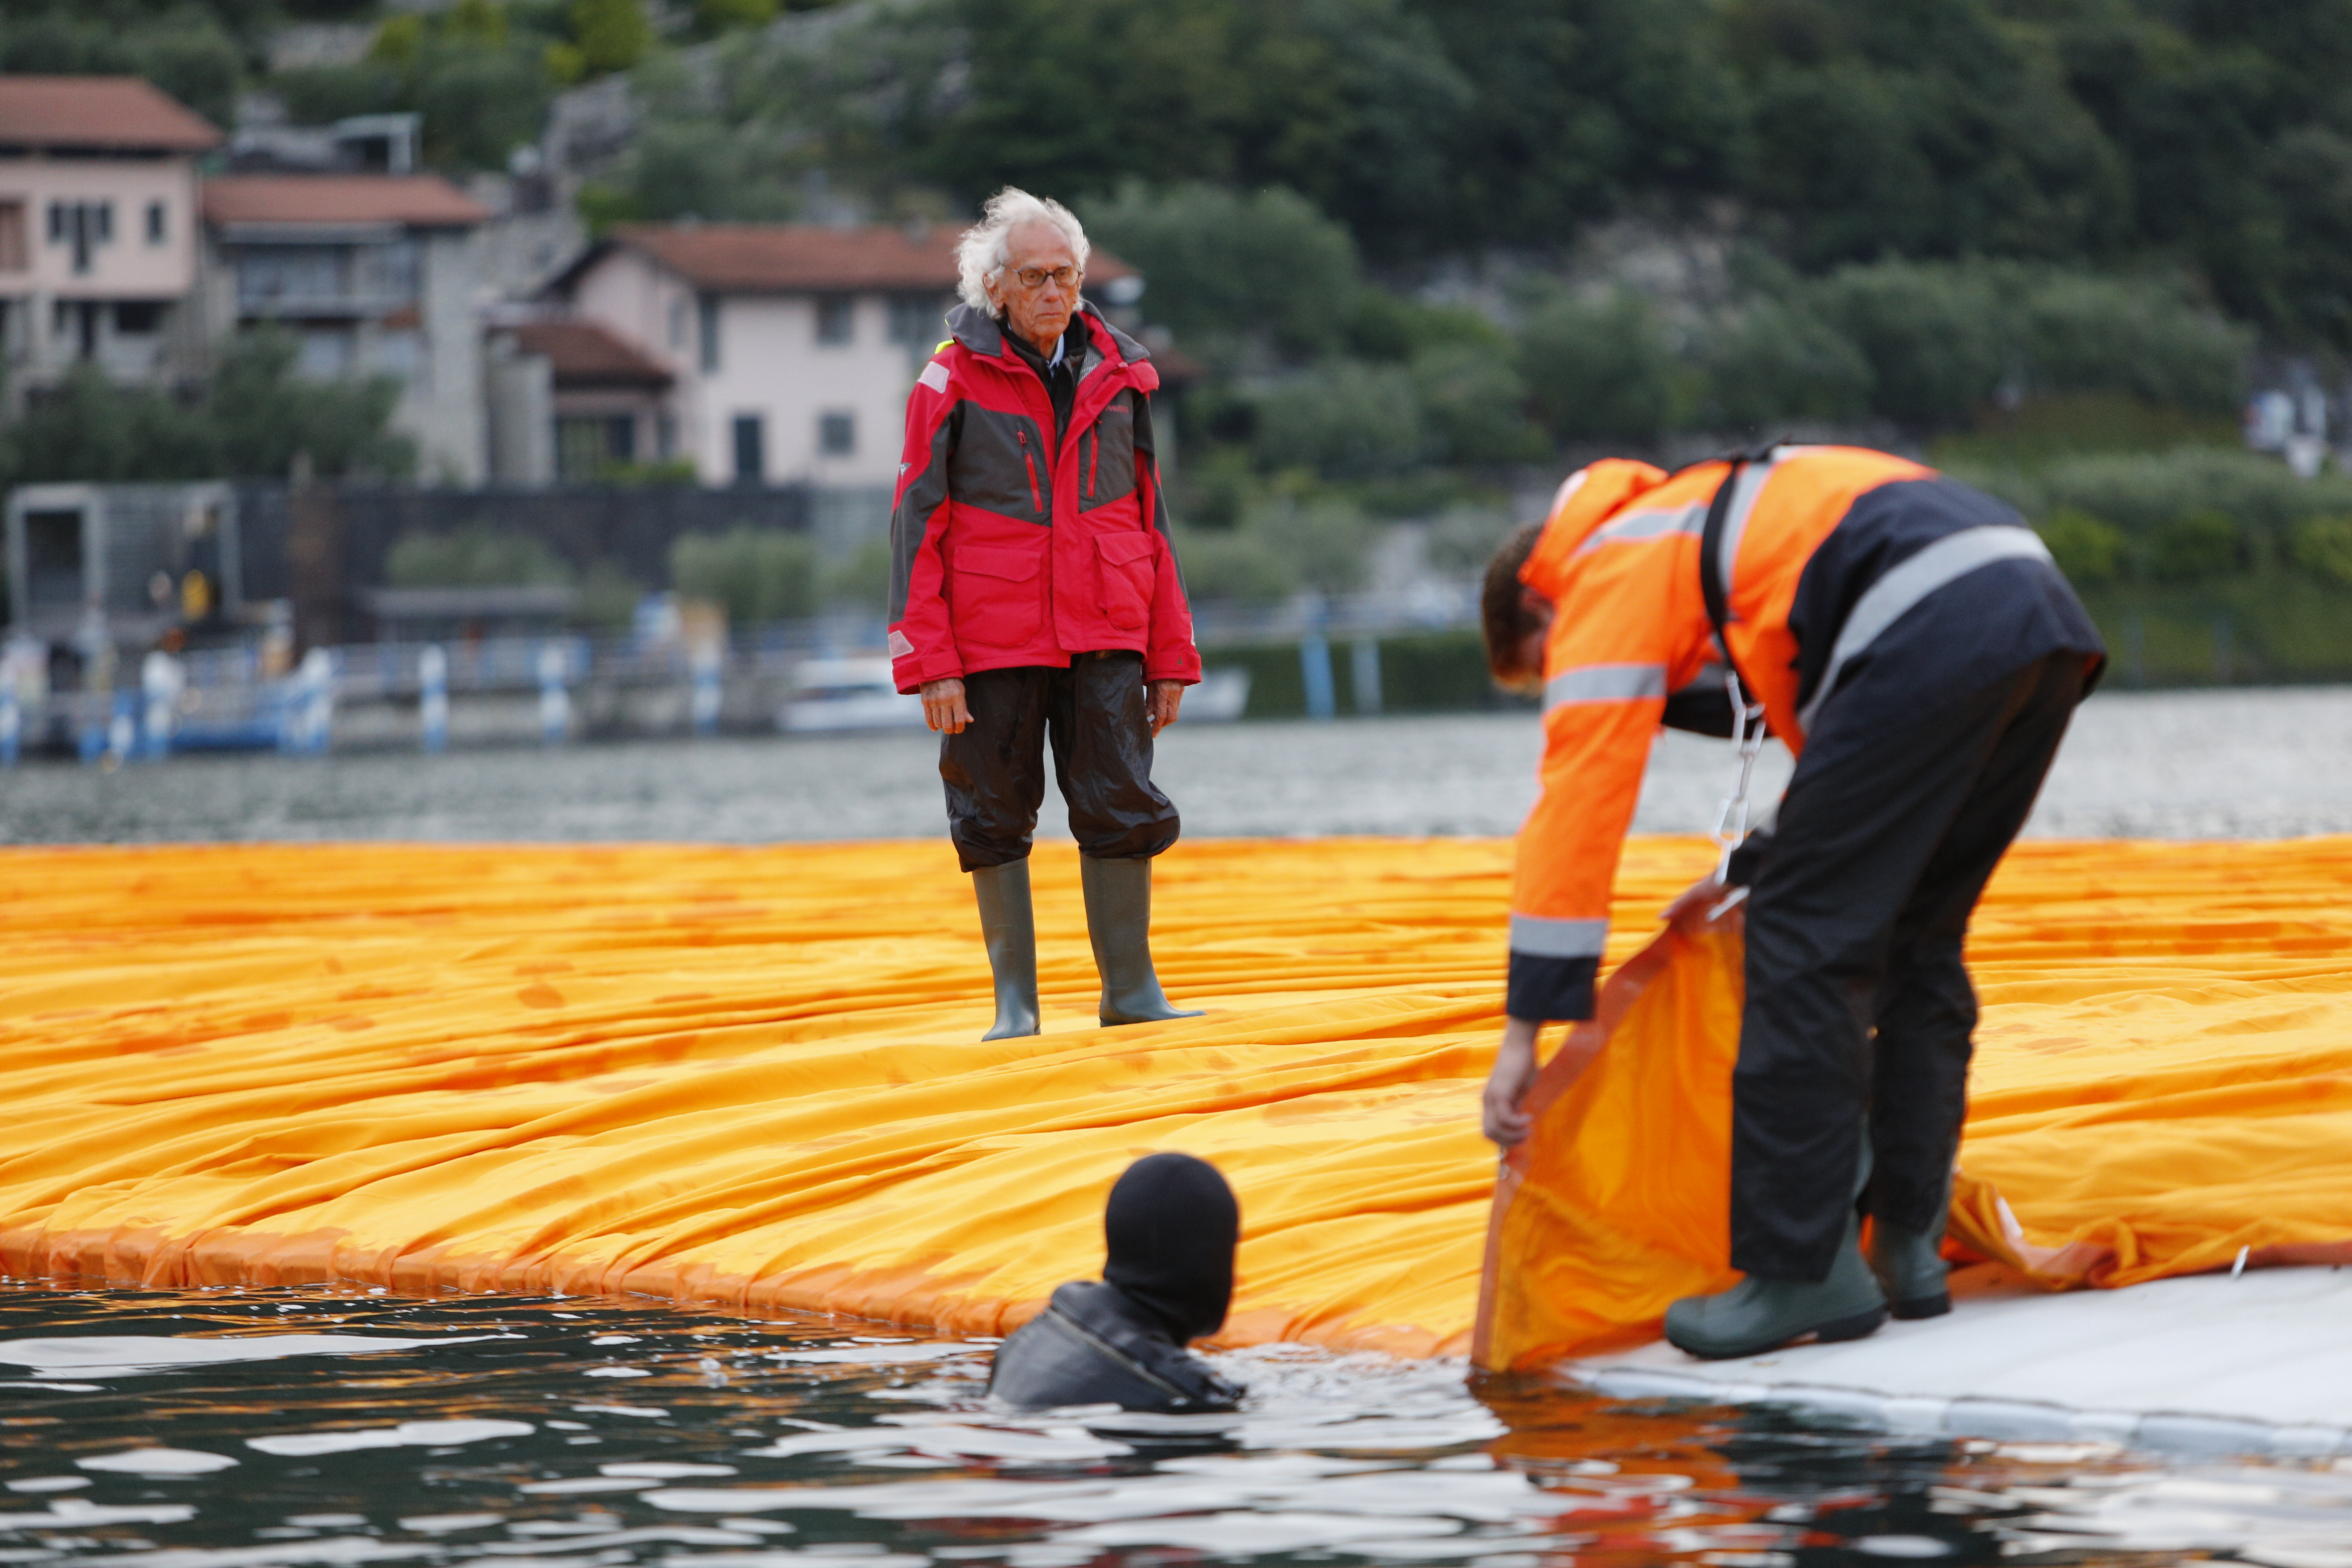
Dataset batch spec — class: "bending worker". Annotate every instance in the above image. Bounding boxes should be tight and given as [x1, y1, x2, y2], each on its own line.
[888, 187, 1201, 1040]
[988, 1152, 1245, 1411]
[1479, 445, 2105, 1360]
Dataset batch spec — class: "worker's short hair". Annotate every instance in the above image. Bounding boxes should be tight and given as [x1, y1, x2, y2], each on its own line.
[1481, 523, 1546, 694]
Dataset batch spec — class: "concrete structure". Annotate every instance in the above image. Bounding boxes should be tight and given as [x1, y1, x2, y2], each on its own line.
[0, 77, 223, 408]
[200, 174, 490, 483]
[543, 225, 1138, 493]
[502, 317, 675, 482]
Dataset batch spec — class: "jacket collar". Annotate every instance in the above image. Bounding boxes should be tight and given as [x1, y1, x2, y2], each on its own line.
[1522, 458, 1672, 595]
[947, 298, 1150, 368]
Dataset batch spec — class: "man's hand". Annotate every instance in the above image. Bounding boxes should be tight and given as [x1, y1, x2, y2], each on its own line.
[1147, 678, 1185, 735]
[1481, 1016, 1544, 1147]
[1660, 872, 1725, 928]
[920, 677, 971, 734]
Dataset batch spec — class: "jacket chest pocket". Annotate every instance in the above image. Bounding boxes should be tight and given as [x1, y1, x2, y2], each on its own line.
[1096, 530, 1156, 630]
[1080, 399, 1138, 512]
[950, 406, 1051, 524]
[951, 543, 1046, 649]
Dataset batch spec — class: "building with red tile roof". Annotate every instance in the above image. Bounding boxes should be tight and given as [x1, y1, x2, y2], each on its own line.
[541, 223, 1139, 491]
[201, 172, 490, 481]
[0, 77, 223, 405]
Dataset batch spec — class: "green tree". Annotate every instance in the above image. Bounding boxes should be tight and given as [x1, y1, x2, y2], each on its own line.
[1695, 296, 1873, 430]
[1515, 290, 1679, 443]
[1251, 362, 1425, 477]
[386, 529, 571, 588]
[1081, 183, 1364, 363]
[2148, 510, 2243, 583]
[0, 332, 412, 486]
[1409, 344, 1547, 465]
[2290, 517, 2352, 589]
[670, 527, 820, 624]
[2037, 507, 2125, 587]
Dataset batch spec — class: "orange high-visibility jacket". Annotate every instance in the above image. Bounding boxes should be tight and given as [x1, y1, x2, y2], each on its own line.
[1507, 445, 2100, 1023]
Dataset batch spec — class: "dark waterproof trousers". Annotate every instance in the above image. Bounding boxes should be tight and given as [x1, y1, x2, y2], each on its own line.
[942, 650, 1181, 871]
[1731, 650, 2089, 1281]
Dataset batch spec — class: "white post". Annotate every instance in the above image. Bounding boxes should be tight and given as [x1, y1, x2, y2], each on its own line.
[537, 639, 571, 744]
[420, 644, 449, 754]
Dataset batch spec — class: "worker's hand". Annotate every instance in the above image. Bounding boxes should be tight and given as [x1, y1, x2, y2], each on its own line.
[1661, 873, 1726, 928]
[1482, 1016, 1544, 1147]
[920, 677, 971, 734]
[1147, 679, 1185, 735]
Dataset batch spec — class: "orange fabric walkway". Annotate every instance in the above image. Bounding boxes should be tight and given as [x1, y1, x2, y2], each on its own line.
[4, 835, 2349, 1360]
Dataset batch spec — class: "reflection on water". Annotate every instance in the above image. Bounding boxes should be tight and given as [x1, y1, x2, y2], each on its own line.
[4, 1285, 2346, 1566]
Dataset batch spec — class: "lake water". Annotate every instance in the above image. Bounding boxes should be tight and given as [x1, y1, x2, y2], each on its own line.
[7, 1283, 2350, 1567]
[5, 685, 2351, 846]
[8, 688, 2352, 1565]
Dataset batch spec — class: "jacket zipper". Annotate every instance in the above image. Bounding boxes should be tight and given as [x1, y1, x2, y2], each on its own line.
[1018, 428, 1042, 515]
[1087, 428, 1100, 500]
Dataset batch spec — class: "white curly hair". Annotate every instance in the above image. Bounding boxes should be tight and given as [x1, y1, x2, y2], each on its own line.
[955, 187, 1091, 313]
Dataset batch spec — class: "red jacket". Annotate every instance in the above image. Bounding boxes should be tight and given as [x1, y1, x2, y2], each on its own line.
[886, 302, 1200, 692]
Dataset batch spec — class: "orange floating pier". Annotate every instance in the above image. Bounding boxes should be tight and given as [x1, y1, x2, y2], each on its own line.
[4, 835, 2350, 1362]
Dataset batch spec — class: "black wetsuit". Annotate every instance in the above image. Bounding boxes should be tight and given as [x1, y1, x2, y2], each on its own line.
[986, 1280, 1242, 1412]
[986, 1150, 1245, 1413]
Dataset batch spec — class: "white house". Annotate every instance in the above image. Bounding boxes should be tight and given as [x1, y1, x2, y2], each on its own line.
[0, 76, 222, 407]
[543, 223, 1138, 491]
[199, 173, 490, 483]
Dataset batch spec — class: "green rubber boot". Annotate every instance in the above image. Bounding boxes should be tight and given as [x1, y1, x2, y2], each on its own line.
[1079, 855, 1203, 1027]
[972, 861, 1041, 1042]
[1868, 1177, 1953, 1320]
[1664, 1209, 1888, 1361]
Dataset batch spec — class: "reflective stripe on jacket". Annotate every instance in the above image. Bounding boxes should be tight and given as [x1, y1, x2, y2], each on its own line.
[1507, 445, 2100, 1023]
[887, 300, 1200, 693]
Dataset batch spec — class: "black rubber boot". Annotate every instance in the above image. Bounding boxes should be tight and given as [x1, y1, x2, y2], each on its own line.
[1869, 1174, 1954, 1320]
[972, 861, 1040, 1042]
[1662, 1206, 1889, 1360]
[1079, 855, 1203, 1027]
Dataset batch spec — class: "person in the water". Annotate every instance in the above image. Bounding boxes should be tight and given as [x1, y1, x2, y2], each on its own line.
[987, 1152, 1244, 1412]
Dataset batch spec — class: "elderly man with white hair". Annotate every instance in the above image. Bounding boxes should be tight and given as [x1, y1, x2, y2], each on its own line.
[887, 186, 1202, 1042]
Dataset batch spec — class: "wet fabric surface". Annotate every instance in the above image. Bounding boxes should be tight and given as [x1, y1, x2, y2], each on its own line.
[2, 835, 2349, 1364]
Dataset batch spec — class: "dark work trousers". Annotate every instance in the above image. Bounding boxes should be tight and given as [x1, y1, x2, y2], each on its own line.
[1730, 650, 2089, 1281]
[941, 651, 1181, 871]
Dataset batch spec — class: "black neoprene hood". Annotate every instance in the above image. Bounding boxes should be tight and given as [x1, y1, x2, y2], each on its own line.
[1100, 1152, 1239, 1342]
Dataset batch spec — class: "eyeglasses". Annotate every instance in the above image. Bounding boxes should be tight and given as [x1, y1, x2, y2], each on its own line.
[1011, 265, 1081, 292]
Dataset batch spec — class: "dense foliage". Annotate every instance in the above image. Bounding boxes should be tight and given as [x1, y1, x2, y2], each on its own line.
[1, 333, 414, 487]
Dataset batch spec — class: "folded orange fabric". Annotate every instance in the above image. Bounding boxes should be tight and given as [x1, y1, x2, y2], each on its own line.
[1475, 839, 2352, 1369]
[4, 835, 2347, 1362]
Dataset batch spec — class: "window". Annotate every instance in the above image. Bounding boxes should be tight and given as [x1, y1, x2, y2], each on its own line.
[697, 295, 721, 372]
[47, 200, 112, 275]
[353, 240, 420, 304]
[372, 330, 422, 380]
[237, 246, 347, 310]
[731, 413, 764, 483]
[0, 203, 24, 271]
[815, 295, 855, 346]
[146, 200, 166, 245]
[113, 301, 165, 335]
[817, 410, 855, 457]
[556, 417, 606, 483]
[668, 295, 688, 351]
[606, 413, 637, 464]
[889, 294, 945, 345]
[296, 328, 354, 379]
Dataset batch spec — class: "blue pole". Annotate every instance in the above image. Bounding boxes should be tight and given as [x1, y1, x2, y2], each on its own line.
[0, 684, 17, 768]
[691, 639, 723, 737]
[108, 688, 138, 764]
[1300, 634, 1336, 722]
